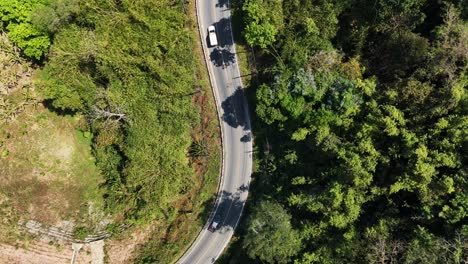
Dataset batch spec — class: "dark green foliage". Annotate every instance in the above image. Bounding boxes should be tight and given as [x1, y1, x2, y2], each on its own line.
[30, 0, 79, 34]
[189, 140, 208, 157]
[243, 200, 301, 264]
[231, 0, 468, 263]
[74, 226, 90, 240]
[364, 30, 429, 79]
[403, 227, 468, 264]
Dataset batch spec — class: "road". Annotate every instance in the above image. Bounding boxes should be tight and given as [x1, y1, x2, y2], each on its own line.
[177, 0, 253, 263]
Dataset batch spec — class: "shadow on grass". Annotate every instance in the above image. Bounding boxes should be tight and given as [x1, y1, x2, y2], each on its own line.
[42, 99, 78, 117]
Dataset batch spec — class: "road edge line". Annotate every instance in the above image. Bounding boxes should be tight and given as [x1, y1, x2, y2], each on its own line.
[175, 0, 227, 263]
[210, 1, 254, 261]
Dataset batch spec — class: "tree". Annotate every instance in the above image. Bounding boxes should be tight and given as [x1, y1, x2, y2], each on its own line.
[243, 200, 302, 263]
[0, 0, 51, 59]
[231, 0, 468, 263]
[404, 227, 468, 264]
[242, 0, 283, 48]
[30, 0, 80, 34]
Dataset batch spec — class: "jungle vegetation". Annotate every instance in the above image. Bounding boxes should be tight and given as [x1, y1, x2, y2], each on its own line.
[229, 0, 468, 263]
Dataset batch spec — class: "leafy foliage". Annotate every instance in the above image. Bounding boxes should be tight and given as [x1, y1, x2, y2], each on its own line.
[244, 200, 301, 264]
[232, 0, 468, 263]
[242, 0, 283, 48]
[34, 0, 199, 223]
[0, 0, 50, 59]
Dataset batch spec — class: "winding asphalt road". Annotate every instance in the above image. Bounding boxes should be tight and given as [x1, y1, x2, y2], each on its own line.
[177, 0, 253, 263]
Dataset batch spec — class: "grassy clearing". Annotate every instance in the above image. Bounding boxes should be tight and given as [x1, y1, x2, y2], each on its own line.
[0, 105, 108, 242]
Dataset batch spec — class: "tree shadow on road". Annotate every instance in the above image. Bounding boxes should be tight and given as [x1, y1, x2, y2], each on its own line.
[240, 132, 252, 142]
[215, 0, 230, 8]
[210, 184, 249, 232]
[221, 87, 251, 131]
[214, 18, 234, 47]
[209, 48, 237, 68]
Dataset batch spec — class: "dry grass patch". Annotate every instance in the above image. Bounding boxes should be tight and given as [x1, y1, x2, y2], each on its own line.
[0, 105, 107, 242]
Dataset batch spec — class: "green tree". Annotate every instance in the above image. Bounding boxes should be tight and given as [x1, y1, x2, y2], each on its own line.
[242, 0, 283, 48]
[243, 200, 301, 263]
[0, 0, 50, 59]
[229, 1, 468, 263]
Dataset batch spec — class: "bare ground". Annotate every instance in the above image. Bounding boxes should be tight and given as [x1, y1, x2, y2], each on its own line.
[105, 225, 155, 264]
[0, 241, 94, 264]
[0, 104, 107, 237]
[89, 240, 105, 264]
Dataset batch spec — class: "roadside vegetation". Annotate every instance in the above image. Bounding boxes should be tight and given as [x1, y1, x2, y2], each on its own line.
[222, 0, 467, 263]
[1, 0, 220, 262]
[0, 30, 106, 244]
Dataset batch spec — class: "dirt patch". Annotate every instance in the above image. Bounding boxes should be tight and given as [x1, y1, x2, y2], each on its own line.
[89, 240, 105, 264]
[0, 241, 95, 264]
[105, 225, 156, 264]
[0, 105, 108, 244]
[1, 33, 109, 240]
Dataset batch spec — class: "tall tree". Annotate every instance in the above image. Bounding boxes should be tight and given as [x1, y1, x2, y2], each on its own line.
[243, 200, 302, 264]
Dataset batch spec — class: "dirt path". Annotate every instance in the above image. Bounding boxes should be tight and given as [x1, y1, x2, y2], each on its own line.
[0, 241, 95, 264]
[89, 240, 105, 264]
[105, 225, 155, 264]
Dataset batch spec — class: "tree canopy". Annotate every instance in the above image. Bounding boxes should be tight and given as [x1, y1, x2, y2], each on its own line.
[0, 0, 51, 59]
[233, 0, 468, 263]
[243, 200, 302, 264]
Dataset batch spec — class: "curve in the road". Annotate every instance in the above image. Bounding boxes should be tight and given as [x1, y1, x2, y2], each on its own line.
[177, 0, 253, 263]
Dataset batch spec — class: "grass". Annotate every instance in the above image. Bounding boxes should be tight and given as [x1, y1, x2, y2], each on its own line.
[116, 1, 222, 262]
[0, 105, 108, 243]
[1, 32, 111, 244]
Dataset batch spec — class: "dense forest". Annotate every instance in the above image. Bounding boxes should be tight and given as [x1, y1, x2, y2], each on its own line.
[232, 0, 467, 263]
[0, 0, 204, 232]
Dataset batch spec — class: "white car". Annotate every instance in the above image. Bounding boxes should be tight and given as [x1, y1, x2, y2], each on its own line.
[208, 214, 221, 232]
[208, 25, 218, 47]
